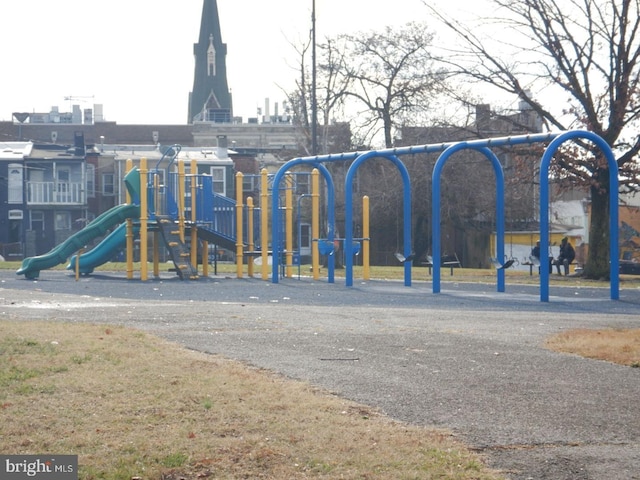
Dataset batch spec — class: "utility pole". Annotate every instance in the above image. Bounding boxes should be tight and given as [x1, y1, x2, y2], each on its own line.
[311, 0, 318, 155]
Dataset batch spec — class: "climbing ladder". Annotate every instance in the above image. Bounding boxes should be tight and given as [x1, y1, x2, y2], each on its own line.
[155, 215, 199, 280]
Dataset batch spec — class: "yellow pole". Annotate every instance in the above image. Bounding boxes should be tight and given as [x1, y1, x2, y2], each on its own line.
[235, 172, 244, 278]
[153, 173, 160, 278]
[75, 248, 83, 281]
[190, 159, 198, 273]
[140, 157, 148, 281]
[285, 173, 293, 278]
[311, 169, 320, 280]
[125, 159, 134, 280]
[178, 161, 186, 243]
[260, 168, 269, 280]
[247, 197, 255, 277]
[363, 195, 370, 281]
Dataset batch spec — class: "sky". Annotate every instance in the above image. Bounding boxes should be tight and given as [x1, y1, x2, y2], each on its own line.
[2, 0, 478, 125]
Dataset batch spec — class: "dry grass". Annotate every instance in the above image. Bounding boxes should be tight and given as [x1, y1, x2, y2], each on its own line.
[545, 328, 640, 368]
[0, 321, 503, 480]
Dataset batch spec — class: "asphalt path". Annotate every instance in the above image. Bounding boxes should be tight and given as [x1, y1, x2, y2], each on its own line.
[1, 269, 639, 479]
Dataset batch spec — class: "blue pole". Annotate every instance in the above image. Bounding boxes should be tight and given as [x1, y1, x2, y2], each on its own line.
[539, 130, 619, 301]
[485, 147, 506, 293]
[283, 132, 561, 165]
[271, 160, 335, 283]
[271, 161, 299, 284]
[345, 152, 412, 287]
[432, 144, 506, 293]
[322, 164, 336, 283]
[539, 151, 551, 302]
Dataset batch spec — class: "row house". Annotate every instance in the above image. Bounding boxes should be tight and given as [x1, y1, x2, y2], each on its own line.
[23, 136, 89, 257]
[0, 133, 110, 259]
[0, 142, 32, 260]
[1, 135, 241, 261]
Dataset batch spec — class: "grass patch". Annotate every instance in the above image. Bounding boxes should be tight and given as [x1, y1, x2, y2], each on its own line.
[0, 321, 503, 480]
[545, 328, 640, 367]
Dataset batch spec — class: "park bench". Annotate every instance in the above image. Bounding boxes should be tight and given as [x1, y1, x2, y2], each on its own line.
[422, 253, 462, 276]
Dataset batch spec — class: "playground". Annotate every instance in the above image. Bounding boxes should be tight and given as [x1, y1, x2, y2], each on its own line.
[6, 130, 637, 479]
[3, 125, 637, 477]
[16, 130, 621, 303]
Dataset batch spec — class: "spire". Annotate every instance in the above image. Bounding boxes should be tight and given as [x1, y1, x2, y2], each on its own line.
[188, 0, 233, 124]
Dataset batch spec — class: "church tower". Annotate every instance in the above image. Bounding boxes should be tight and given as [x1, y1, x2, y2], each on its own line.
[188, 0, 233, 124]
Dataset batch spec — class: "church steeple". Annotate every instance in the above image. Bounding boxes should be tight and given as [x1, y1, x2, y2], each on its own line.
[188, 0, 232, 124]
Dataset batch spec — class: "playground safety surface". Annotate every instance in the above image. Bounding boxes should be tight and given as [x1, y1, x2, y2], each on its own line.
[2, 269, 639, 480]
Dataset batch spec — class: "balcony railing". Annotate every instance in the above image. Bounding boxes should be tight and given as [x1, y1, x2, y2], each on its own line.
[27, 182, 86, 205]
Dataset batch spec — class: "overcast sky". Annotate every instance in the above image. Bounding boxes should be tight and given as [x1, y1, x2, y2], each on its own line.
[2, 0, 482, 125]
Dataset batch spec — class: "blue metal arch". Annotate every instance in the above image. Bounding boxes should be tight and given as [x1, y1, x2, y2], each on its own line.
[344, 151, 412, 287]
[432, 144, 505, 294]
[539, 130, 619, 301]
[265, 131, 619, 303]
[271, 160, 336, 284]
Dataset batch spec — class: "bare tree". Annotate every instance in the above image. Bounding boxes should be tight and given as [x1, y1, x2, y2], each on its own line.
[285, 39, 313, 152]
[336, 22, 445, 148]
[316, 38, 353, 153]
[285, 36, 352, 155]
[426, 0, 640, 278]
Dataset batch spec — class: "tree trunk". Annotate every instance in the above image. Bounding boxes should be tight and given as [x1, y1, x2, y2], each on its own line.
[583, 170, 611, 280]
[383, 110, 393, 148]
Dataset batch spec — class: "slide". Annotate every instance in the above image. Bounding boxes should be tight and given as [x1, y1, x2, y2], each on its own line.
[16, 203, 140, 279]
[66, 222, 140, 275]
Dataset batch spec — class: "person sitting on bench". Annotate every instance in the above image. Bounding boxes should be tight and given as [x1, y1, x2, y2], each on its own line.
[530, 240, 553, 274]
[555, 237, 576, 275]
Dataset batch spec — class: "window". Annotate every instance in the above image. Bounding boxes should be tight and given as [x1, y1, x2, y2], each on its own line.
[102, 173, 115, 195]
[300, 223, 311, 249]
[56, 166, 70, 183]
[296, 172, 310, 195]
[55, 212, 71, 231]
[8, 163, 23, 204]
[55, 166, 71, 202]
[243, 174, 262, 194]
[206, 109, 231, 123]
[210, 167, 226, 195]
[86, 164, 95, 197]
[207, 34, 216, 76]
[30, 211, 44, 231]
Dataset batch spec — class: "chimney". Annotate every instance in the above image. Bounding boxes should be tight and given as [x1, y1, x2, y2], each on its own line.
[216, 135, 228, 158]
[74, 131, 85, 156]
[94, 104, 104, 122]
[476, 104, 491, 132]
[518, 90, 533, 111]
